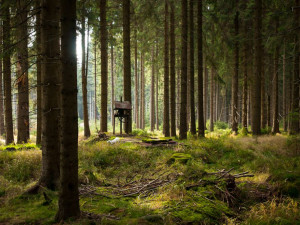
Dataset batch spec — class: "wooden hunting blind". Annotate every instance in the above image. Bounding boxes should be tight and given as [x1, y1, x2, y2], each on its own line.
[113, 98, 132, 135]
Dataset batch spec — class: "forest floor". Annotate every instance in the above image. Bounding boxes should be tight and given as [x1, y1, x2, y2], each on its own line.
[0, 129, 300, 224]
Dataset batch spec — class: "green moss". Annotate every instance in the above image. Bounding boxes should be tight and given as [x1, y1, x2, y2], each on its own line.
[167, 153, 192, 165]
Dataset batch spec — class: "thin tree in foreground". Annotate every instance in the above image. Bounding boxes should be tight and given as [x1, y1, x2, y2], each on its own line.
[170, 1, 176, 137]
[197, 0, 205, 137]
[180, 0, 188, 139]
[3, 2, 14, 144]
[100, 0, 108, 132]
[164, 0, 170, 137]
[123, 0, 132, 133]
[189, 0, 196, 135]
[56, 0, 80, 220]
[251, 0, 262, 135]
[0, 20, 5, 136]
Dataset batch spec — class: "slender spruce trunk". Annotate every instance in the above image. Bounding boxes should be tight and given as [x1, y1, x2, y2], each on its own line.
[197, 0, 204, 137]
[156, 43, 159, 130]
[210, 68, 214, 131]
[150, 47, 155, 131]
[3, 3, 14, 144]
[283, 42, 287, 132]
[242, 21, 248, 130]
[100, 0, 108, 132]
[94, 41, 97, 128]
[164, 0, 170, 136]
[0, 20, 5, 136]
[134, 26, 139, 128]
[170, 1, 176, 136]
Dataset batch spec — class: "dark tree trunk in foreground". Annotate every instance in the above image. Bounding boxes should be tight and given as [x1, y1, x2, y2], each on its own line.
[170, 1, 176, 136]
[232, 2, 239, 134]
[36, 0, 42, 145]
[290, 0, 300, 134]
[3, 3, 14, 144]
[272, 18, 280, 134]
[123, 0, 132, 133]
[261, 49, 266, 129]
[17, 0, 30, 143]
[94, 41, 97, 127]
[81, 13, 91, 137]
[164, 0, 170, 136]
[242, 21, 248, 130]
[40, 0, 60, 190]
[100, 0, 108, 132]
[156, 44, 159, 130]
[0, 20, 5, 136]
[189, 0, 196, 135]
[197, 0, 204, 137]
[150, 47, 155, 131]
[251, 0, 262, 135]
[180, 0, 188, 139]
[56, 0, 80, 220]
[210, 68, 214, 132]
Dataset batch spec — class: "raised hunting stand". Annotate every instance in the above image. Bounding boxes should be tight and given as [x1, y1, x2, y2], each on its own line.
[113, 97, 132, 135]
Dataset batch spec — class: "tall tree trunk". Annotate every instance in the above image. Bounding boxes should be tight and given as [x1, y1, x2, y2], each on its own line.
[290, 0, 300, 134]
[232, 1, 239, 134]
[204, 66, 208, 129]
[94, 41, 97, 128]
[156, 43, 159, 130]
[81, 13, 91, 137]
[164, 0, 170, 136]
[189, 0, 196, 135]
[17, 0, 30, 143]
[242, 21, 248, 130]
[0, 20, 5, 136]
[100, 0, 108, 132]
[140, 53, 145, 129]
[251, 0, 262, 135]
[134, 26, 139, 128]
[111, 44, 115, 130]
[210, 68, 214, 131]
[36, 0, 42, 144]
[56, 0, 80, 220]
[123, 0, 131, 133]
[261, 49, 266, 129]
[3, 3, 14, 144]
[39, 0, 60, 190]
[197, 0, 204, 137]
[170, 1, 176, 136]
[283, 42, 287, 132]
[179, 0, 188, 139]
[150, 47, 155, 131]
[272, 18, 280, 134]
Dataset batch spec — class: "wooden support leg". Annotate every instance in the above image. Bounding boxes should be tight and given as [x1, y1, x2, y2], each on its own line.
[113, 116, 115, 134]
[120, 118, 122, 135]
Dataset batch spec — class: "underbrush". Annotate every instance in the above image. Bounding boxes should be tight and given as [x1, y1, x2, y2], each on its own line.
[0, 134, 299, 224]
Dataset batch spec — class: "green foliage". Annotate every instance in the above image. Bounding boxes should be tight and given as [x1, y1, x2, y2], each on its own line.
[167, 153, 192, 165]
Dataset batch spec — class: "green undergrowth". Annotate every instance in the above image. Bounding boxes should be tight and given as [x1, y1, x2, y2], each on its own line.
[0, 134, 299, 224]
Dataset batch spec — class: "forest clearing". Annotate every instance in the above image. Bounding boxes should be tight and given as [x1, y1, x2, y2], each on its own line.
[0, 0, 300, 224]
[0, 131, 300, 224]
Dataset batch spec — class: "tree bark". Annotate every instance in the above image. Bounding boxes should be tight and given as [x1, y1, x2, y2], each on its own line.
[123, 0, 131, 133]
[17, 0, 30, 143]
[56, 0, 80, 220]
[3, 3, 14, 144]
[81, 12, 91, 137]
[283, 42, 287, 132]
[111, 44, 114, 130]
[272, 18, 280, 134]
[100, 0, 108, 132]
[210, 68, 214, 132]
[189, 0, 196, 135]
[140, 53, 145, 130]
[164, 0, 170, 136]
[36, 0, 42, 144]
[39, 0, 60, 190]
[290, 0, 300, 134]
[232, 1, 239, 134]
[242, 21, 248, 130]
[261, 48, 266, 129]
[156, 43, 159, 130]
[180, 0, 188, 139]
[151, 47, 155, 131]
[0, 20, 5, 136]
[134, 26, 139, 128]
[94, 40, 97, 127]
[251, 0, 262, 135]
[197, 0, 204, 137]
[170, 1, 176, 136]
